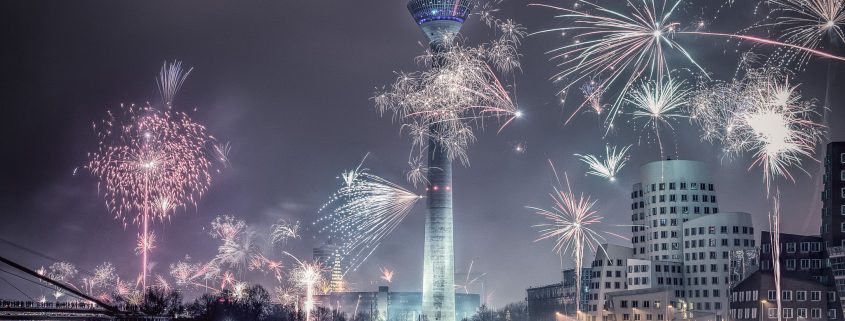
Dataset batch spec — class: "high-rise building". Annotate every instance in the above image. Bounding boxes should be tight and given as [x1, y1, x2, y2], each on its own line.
[819, 142, 845, 312]
[631, 160, 720, 262]
[405, 2, 474, 321]
[821, 142, 845, 247]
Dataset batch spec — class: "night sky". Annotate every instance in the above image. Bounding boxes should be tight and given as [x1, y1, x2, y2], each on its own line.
[1, 0, 844, 306]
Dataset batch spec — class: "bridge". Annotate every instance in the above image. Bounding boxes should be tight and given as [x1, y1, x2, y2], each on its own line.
[0, 239, 168, 320]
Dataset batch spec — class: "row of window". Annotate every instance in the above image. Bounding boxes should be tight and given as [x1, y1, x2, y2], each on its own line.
[765, 290, 837, 302]
[632, 194, 719, 209]
[820, 205, 845, 218]
[619, 300, 659, 309]
[686, 288, 722, 298]
[593, 270, 623, 278]
[777, 258, 823, 270]
[685, 238, 755, 249]
[761, 241, 823, 253]
[631, 182, 715, 199]
[764, 308, 835, 319]
[592, 259, 625, 267]
[620, 313, 664, 321]
[628, 276, 649, 286]
[641, 206, 719, 216]
[686, 225, 753, 236]
[686, 263, 730, 274]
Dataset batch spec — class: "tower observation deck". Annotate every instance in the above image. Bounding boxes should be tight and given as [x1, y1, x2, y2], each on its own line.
[407, 0, 475, 44]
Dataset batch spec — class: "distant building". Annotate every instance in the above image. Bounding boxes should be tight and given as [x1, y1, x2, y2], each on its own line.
[526, 268, 590, 321]
[729, 271, 838, 320]
[315, 286, 480, 321]
[313, 240, 344, 293]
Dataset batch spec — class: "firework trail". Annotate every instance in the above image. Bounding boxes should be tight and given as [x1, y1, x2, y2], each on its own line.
[574, 145, 632, 182]
[769, 192, 783, 321]
[455, 261, 486, 294]
[379, 267, 395, 283]
[688, 68, 824, 192]
[86, 61, 216, 289]
[627, 77, 690, 156]
[157, 61, 193, 106]
[528, 161, 624, 312]
[316, 156, 423, 273]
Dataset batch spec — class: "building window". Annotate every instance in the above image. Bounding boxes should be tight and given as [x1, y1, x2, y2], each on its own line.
[786, 242, 796, 253]
[768, 290, 776, 301]
[797, 308, 807, 319]
[828, 291, 837, 302]
[811, 291, 822, 301]
[769, 308, 779, 319]
[829, 309, 837, 319]
[797, 291, 807, 301]
[783, 308, 794, 319]
[782, 291, 793, 301]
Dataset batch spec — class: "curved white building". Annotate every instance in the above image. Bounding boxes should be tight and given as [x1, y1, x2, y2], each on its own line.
[682, 211, 756, 318]
[631, 160, 720, 262]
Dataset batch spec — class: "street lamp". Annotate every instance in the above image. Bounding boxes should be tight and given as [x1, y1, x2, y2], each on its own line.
[760, 300, 768, 321]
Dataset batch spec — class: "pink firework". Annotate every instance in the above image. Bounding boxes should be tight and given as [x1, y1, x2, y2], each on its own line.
[87, 64, 216, 290]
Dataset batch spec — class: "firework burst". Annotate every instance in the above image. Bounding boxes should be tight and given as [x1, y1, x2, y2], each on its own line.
[285, 252, 324, 321]
[317, 158, 423, 273]
[379, 267, 395, 283]
[627, 77, 689, 155]
[270, 219, 301, 247]
[532, 0, 845, 129]
[530, 0, 705, 128]
[574, 145, 632, 182]
[528, 162, 622, 312]
[766, 0, 845, 66]
[689, 68, 824, 191]
[374, 35, 522, 165]
[86, 62, 216, 289]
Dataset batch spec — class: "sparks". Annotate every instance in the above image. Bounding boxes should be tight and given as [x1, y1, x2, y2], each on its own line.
[575, 145, 632, 182]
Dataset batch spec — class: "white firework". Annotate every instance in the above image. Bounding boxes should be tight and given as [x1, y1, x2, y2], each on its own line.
[575, 145, 632, 182]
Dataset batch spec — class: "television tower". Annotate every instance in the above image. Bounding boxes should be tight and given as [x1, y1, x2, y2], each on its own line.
[406, 1, 475, 321]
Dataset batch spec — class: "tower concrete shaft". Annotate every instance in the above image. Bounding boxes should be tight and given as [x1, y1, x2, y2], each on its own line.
[407, 2, 475, 321]
[423, 119, 455, 321]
